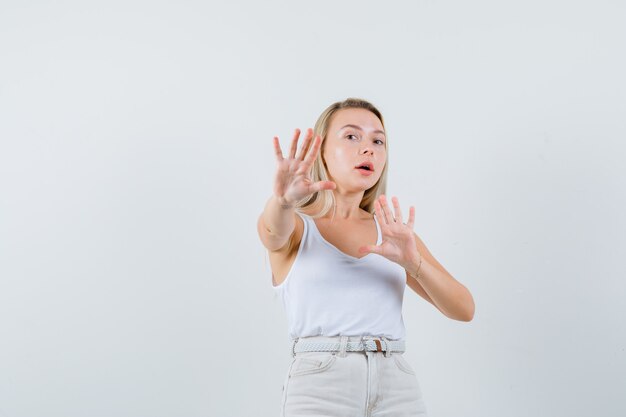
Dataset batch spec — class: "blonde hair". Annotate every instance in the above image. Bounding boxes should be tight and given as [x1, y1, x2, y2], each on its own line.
[295, 97, 389, 219]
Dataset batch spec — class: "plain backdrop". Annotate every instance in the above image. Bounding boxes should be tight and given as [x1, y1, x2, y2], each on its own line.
[1, 1, 624, 416]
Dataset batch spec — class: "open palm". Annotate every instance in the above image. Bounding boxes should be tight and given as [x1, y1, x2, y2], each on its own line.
[358, 194, 421, 270]
[273, 128, 336, 205]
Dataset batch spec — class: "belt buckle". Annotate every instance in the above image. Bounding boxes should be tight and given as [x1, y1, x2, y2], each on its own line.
[366, 336, 391, 357]
[373, 338, 384, 352]
[364, 336, 386, 353]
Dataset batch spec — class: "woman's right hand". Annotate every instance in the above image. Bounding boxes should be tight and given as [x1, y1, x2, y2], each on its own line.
[272, 128, 336, 206]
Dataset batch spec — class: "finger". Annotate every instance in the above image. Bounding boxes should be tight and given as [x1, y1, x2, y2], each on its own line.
[300, 134, 322, 173]
[273, 136, 284, 162]
[310, 180, 336, 193]
[375, 199, 391, 226]
[391, 196, 403, 224]
[374, 199, 383, 225]
[378, 195, 394, 224]
[407, 206, 415, 229]
[288, 128, 301, 159]
[295, 128, 314, 161]
[358, 244, 380, 255]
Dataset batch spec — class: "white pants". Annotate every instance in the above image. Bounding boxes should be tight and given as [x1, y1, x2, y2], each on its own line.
[280, 335, 429, 417]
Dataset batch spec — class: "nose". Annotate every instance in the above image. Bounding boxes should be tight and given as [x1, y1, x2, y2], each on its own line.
[361, 147, 373, 155]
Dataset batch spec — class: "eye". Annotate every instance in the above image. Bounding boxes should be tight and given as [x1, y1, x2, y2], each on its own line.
[346, 134, 358, 140]
[375, 139, 385, 145]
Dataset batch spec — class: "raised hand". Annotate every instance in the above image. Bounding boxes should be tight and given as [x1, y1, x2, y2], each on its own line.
[358, 195, 422, 270]
[273, 128, 336, 206]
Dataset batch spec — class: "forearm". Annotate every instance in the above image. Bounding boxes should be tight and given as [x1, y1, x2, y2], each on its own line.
[261, 194, 296, 242]
[408, 258, 475, 321]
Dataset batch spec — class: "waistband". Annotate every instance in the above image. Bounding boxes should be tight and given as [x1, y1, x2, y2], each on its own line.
[291, 335, 405, 357]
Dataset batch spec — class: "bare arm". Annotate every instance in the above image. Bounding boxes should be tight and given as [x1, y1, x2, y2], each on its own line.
[257, 195, 296, 252]
[406, 231, 475, 321]
[257, 127, 335, 252]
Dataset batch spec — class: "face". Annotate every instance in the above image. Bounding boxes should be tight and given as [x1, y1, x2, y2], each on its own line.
[322, 108, 387, 191]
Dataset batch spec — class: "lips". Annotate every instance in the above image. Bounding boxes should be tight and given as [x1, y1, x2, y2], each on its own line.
[355, 167, 374, 176]
[355, 161, 374, 171]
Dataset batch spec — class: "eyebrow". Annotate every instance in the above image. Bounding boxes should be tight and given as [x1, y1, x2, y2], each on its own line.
[339, 124, 386, 136]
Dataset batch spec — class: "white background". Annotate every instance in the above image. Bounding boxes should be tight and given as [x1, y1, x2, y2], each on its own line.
[1, 1, 624, 416]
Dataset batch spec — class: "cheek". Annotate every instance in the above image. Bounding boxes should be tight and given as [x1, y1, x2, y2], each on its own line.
[334, 147, 347, 159]
[325, 147, 346, 166]
[335, 150, 353, 173]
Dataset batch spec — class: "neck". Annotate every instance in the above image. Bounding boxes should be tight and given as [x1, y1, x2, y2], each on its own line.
[324, 189, 371, 221]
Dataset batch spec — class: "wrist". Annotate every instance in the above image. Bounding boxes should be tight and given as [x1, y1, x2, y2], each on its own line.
[407, 253, 423, 281]
[275, 195, 294, 210]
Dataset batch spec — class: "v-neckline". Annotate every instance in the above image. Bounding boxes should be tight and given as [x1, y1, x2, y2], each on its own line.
[308, 214, 381, 261]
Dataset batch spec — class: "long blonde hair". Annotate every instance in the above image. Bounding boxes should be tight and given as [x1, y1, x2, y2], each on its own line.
[295, 97, 389, 219]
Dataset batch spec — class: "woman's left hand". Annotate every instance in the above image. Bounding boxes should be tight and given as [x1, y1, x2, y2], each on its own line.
[358, 195, 422, 270]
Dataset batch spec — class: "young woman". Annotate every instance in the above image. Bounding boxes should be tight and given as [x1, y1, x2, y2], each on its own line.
[257, 98, 475, 417]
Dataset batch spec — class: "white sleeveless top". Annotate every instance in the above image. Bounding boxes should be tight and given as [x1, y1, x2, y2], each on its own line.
[270, 211, 407, 341]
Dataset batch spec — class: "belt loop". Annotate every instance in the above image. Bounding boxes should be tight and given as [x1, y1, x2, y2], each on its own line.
[382, 336, 390, 357]
[338, 335, 348, 357]
[359, 335, 366, 352]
